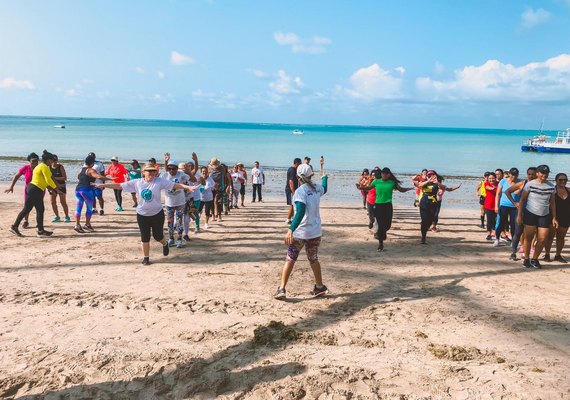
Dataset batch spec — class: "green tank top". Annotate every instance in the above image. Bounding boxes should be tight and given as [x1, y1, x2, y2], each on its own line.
[371, 179, 396, 204]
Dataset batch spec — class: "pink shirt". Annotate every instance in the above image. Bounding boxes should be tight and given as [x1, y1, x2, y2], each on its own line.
[18, 165, 33, 187]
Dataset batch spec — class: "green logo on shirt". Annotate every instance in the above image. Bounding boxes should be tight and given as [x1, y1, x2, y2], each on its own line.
[141, 188, 153, 201]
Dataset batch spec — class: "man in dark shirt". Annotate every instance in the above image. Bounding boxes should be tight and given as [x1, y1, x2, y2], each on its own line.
[286, 158, 302, 224]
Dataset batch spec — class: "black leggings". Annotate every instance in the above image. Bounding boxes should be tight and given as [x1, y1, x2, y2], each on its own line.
[373, 203, 393, 242]
[137, 211, 165, 242]
[433, 201, 442, 225]
[495, 206, 516, 239]
[366, 202, 375, 226]
[485, 209, 497, 232]
[14, 184, 45, 231]
[420, 202, 438, 239]
[113, 189, 123, 207]
[252, 184, 262, 201]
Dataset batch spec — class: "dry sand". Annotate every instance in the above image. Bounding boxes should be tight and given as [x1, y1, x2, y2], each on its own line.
[0, 184, 569, 399]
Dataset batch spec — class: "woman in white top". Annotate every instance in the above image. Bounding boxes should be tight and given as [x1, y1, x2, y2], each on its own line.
[97, 163, 198, 266]
[274, 162, 329, 300]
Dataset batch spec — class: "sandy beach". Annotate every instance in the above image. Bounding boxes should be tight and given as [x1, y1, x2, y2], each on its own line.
[1, 183, 569, 399]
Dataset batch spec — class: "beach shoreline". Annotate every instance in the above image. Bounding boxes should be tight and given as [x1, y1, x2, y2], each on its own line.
[0, 182, 568, 398]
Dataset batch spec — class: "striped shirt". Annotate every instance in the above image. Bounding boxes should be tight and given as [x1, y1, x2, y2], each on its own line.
[523, 180, 555, 216]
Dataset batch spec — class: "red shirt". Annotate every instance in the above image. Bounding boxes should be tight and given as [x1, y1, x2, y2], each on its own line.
[367, 188, 376, 205]
[106, 163, 128, 184]
[484, 183, 497, 210]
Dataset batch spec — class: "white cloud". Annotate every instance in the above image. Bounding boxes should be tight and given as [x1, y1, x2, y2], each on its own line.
[274, 32, 332, 54]
[434, 62, 445, 74]
[135, 67, 145, 74]
[269, 69, 304, 94]
[170, 51, 195, 65]
[247, 68, 269, 78]
[521, 7, 551, 28]
[416, 54, 570, 102]
[0, 77, 35, 90]
[65, 88, 77, 97]
[158, 71, 165, 79]
[346, 64, 404, 100]
[192, 89, 237, 108]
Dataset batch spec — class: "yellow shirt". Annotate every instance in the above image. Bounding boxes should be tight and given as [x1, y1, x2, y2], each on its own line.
[31, 163, 57, 190]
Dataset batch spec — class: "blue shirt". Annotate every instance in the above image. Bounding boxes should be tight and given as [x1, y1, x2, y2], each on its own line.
[499, 178, 520, 207]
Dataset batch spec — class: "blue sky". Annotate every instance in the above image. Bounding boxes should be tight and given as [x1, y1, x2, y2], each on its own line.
[1, 0, 569, 129]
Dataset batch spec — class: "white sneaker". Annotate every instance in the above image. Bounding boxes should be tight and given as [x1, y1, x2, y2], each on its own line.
[168, 239, 175, 247]
[493, 240, 500, 247]
[176, 240, 184, 248]
[204, 223, 209, 230]
[286, 219, 292, 224]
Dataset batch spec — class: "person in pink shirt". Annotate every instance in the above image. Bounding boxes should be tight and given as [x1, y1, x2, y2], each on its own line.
[4, 152, 39, 228]
[106, 156, 128, 211]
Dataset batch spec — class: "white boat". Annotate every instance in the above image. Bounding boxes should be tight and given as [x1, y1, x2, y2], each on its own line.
[536, 128, 570, 153]
[292, 129, 304, 135]
[53, 125, 66, 129]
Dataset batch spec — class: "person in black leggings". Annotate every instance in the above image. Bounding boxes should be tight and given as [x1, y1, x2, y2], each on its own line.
[544, 173, 569, 262]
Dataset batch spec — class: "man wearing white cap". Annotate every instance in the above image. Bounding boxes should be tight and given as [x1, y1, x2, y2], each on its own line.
[162, 153, 190, 248]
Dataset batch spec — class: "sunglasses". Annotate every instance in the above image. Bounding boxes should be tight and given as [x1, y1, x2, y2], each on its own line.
[558, 178, 568, 182]
[167, 167, 178, 171]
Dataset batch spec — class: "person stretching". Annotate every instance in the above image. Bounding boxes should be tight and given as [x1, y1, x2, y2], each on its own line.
[5, 152, 39, 229]
[74, 156, 111, 233]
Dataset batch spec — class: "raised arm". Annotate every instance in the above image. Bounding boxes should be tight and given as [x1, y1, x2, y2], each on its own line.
[164, 152, 170, 171]
[191, 152, 199, 175]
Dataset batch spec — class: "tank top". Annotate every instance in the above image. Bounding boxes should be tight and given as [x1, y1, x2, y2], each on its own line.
[76, 167, 95, 190]
[421, 183, 439, 204]
[50, 164, 65, 186]
[555, 187, 570, 219]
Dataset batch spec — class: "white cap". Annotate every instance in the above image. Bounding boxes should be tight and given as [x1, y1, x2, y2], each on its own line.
[297, 163, 314, 178]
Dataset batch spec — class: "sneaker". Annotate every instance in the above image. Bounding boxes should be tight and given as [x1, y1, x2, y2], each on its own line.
[99, 210, 104, 216]
[542, 254, 551, 262]
[486, 235, 492, 241]
[9, 226, 23, 237]
[168, 239, 175, 247]
[74, 225, 85, 234]
[368, 221, 374, 229]
[420, 238, 427, 245]
[554, 255, 568, 263]
[234, 205, 239, 209]
[93, 209, 97, 214]
[64, 216, 71, 223]
[141, 257, 151, 266]
[310, 285, 329, 297]
[286, 219, 292, 224]
[530, 259, 542, 269]
[133, 203, 138, 208]
[499, 236, 509, 243]
[194, 228, 200, 234]
[83, 224, 95, 232]
[377, 242, 385, 252]
[509, 253, 517, 261]
[518, 245, 524, 254]
[52, 216, 61, 222]
[37, 230, 53, 237]
[22, 221, 29, 229]
[183, 235, 191, 242]
[204, 223, 209, 230]
[274, 287, 287, 300]
[115, 206, 123, 212]
[493, 240, 500, 247]
[163, 244, 169, 256]
[522, 259, 532, 268]
[480, 223, 484, 229]
[176, 240, 184, 248]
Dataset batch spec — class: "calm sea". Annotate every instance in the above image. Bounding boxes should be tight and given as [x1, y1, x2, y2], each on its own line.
[1, 115, 568, 177]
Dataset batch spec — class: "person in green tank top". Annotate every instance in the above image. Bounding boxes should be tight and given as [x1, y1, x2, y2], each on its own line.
[362, 167, 413, 252]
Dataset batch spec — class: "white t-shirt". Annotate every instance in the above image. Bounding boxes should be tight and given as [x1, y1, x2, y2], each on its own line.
[161, 171, 189, 207]
[200, 176, 215, 202]
[251, 167, 264, 184]
[292, 183, 325, 240]
[122, 177, 174, 216]
[231, 171, 243, 190]
[523, 180, 555, 216]
[93, 161, 105, 184]
[186, 171, 202, 201]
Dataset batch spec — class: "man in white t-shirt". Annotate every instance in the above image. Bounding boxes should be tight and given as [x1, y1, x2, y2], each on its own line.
[231, 164, 245, 209]
[251, 161, 265, 202]
[162, 154, 190, 248]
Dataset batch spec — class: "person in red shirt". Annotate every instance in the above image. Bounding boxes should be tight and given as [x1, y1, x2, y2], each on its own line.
[483, 172, 498, 240]
[106, 156, 128, 211]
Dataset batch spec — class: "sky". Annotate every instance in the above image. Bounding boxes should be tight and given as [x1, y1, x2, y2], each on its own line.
[1, 0, 570, 129]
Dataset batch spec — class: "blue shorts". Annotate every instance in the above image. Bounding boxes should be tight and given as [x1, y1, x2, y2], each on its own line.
[93, 187, 104, 199]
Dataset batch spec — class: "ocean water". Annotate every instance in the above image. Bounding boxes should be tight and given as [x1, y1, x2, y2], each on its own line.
[1, 115, 568, 177]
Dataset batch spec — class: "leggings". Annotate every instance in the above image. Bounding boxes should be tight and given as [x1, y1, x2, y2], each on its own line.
[14, 184, 45, 231]
[252, 184, 262, 201]
[495, 206, 517, 240]
[137, 210, 165, 242]
[433, 201, 442, 225]
[366, 202, 375, 226]
[183, 199, 201, 234]
[166, 205, 184, 240]
[75, 188, 95, 219]
[373, 203, 393, 242]
[232, 187, 240, 207]
[485, 209, 497, 232]
[420, 202, 438, 239]
[511, 223, 524, 254]
[113, 189, 123, 207]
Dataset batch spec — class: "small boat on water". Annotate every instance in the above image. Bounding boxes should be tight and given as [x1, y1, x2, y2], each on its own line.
[292, 129, 304, 135]
[521, 128, 570, 153]
[53, 125, 66, 129]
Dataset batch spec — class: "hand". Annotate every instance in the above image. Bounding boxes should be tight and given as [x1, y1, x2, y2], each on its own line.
[552, 218, 559, 229]
[192, 152, 197, 159]
[513, 201, 520, 208]
[285, 229, 294, 245]
[516, 215, 523, 226]
[164, 152, 170, 163]
[494, 207, 499, 213]
[4, 188, 13, 193]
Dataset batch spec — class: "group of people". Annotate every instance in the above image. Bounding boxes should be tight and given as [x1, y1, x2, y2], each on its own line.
[477, 166, 569, 268]
[357, 167, 460, 251]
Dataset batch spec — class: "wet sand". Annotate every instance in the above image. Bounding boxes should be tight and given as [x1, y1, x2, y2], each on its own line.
[0, 184, 569, 399]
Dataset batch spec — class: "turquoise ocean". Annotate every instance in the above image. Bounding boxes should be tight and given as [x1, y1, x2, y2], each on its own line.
[0, 115, 567, 177]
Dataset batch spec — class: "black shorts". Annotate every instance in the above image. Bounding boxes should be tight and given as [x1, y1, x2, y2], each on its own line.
[137, 210, 165, 242]
[557, 214, 570, 228]
[523, 209, 552, 228]
[286, 189, 293, 205]
[199, 200, 214, 217]
[479, 195, 485, 205]
[240, 186, 245, 196]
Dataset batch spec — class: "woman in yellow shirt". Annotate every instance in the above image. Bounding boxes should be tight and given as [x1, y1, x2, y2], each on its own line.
[10, 150, 60, 237]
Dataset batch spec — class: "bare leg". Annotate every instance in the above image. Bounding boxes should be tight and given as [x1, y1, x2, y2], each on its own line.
[533, 227, 550, 259]
[309, 261, 323, 286]
[141, 242, 150, 257]
[50, 193, 59, 217]
[280, 260, 296, 289]
[60, 193, 69, 218]
[544, 227, 556, 257]
[523, 225, 537, 260]
[287, 205, 294, 220]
